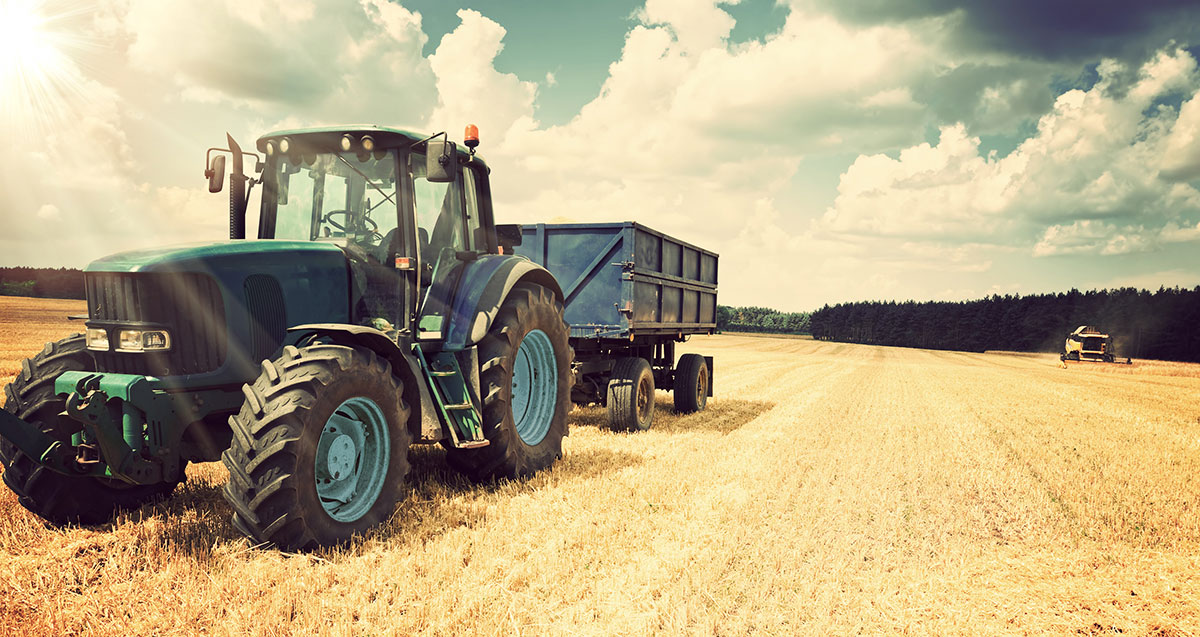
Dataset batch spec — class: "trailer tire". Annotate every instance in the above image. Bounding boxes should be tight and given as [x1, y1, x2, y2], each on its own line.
[0, 335, 179, 525]
[673, 353, 708, 414]
[608, 357, 655, 432]
[222, 344, 410, 550]
[446, 283, 572, 482]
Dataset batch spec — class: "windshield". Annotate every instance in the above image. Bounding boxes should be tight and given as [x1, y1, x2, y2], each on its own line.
[269, 150, 399, 260]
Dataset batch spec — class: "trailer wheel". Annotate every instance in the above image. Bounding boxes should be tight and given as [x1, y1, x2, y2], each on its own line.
[673, 353, 708, 414]
[0, 335, 179, 525]
[222, 344, 410, 550]
[446, 282, 572, 482]
[608, 357, 655, 432]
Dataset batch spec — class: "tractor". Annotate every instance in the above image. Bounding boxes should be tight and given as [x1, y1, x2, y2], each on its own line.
[0, 125, 573, 549]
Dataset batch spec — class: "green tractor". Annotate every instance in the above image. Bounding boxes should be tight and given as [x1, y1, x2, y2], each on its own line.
[0, 126, 573, 549]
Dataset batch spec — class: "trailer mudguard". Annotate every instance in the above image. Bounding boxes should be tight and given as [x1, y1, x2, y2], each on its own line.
[439, 254, 563, 352]
[286, 323, 443, 442]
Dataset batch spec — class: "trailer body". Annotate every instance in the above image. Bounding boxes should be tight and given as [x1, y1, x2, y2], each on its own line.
[511, 222, 717, 427]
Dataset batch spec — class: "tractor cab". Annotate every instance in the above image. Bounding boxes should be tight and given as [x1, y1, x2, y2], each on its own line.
[248, 127, 494, 342]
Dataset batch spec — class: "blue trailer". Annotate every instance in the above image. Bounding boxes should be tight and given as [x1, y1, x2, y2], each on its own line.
[504, 222, 717, 431]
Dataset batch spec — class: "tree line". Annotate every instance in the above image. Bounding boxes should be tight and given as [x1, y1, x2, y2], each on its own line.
[809, 287, 1200, 363]
[717, 305, 811, 334]
[0, 267, 85, 299]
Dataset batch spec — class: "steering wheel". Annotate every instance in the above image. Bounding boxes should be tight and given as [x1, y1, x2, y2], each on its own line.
[322, 210, 382, 242]
[322, 210, 379, 232]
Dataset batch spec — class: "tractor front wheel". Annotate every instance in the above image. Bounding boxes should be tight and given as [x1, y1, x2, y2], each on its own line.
[222, 344, 411, 550]
[0, 335, 179, 525]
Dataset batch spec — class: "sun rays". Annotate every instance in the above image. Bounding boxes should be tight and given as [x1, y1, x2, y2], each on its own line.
[0, 0, 96, 137]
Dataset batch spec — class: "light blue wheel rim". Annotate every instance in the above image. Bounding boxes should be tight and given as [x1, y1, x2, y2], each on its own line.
[315, 396, 390, 522]
[510, 329, 557, 446]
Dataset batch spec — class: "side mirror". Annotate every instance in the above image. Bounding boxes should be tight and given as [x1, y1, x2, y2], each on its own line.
[496, 224, 523, 249]
[206, 155, 226, 193]
[426, 139, 456, 183]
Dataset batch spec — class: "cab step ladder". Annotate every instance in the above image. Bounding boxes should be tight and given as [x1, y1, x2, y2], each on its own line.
[416, 348, 489, 449]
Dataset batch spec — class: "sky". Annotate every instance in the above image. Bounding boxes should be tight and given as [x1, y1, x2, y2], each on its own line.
[1, 0, 1199, 312]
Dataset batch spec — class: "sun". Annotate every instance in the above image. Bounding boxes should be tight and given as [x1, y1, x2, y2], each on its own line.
[0, 0, 84, 133]
[0, 0, 65, 83]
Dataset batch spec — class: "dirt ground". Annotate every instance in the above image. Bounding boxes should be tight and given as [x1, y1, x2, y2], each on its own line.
[0, 296, 1197, 635]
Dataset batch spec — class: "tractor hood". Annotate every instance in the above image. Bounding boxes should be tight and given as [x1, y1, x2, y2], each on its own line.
[81, 239, 353, 384]
[86, 240, 345, 274]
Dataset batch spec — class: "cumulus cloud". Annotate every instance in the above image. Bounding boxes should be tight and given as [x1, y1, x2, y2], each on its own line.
[426, 10, 538, 145]
[822, 48, 1200, 258]
[121, 0, 435, 121]
[490, 4, 941, 258]
[1161, 91, 1200, 181]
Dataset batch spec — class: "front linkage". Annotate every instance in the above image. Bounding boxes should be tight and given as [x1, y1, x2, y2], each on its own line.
[0, 371, 241, 485]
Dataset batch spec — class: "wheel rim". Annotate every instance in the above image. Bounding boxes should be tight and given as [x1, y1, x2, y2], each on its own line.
[510, 329, 557, 446]
[314, 396, 391, 523]
[695, 363, 707, 406]
[637, 374, 652, 421]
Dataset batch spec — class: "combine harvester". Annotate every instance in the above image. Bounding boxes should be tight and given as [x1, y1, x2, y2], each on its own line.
[1061, 325, 1132, 365]
[0, 124, 715, 550]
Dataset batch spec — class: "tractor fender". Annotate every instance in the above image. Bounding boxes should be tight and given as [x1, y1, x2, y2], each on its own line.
[286, 324, 442, 442]
[440, 255, 564, 352]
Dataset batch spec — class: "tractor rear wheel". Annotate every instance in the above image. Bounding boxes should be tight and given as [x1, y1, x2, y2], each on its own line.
[0, 335, 179, 525]
[222, 344, 411, 550]
[446, 283, 572, 482]
[608, 357, 655, 432]
[673, 353, 708, 414]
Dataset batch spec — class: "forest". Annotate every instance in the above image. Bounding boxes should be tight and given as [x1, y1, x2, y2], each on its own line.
[809, 287, 1200, 363]
[716, 306, 811, 334]
[0, 267, 85, 299]
[3, 268, 1197, 362]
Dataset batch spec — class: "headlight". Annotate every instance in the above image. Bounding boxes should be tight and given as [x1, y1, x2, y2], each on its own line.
[85, 328, 109, 351]
[116, 329, 171, 353]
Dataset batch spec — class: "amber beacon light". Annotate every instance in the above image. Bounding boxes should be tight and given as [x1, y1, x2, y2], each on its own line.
[464, 124, 480, 150]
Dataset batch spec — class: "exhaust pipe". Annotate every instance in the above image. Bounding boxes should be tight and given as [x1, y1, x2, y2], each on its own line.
[227, 133, 247, 240]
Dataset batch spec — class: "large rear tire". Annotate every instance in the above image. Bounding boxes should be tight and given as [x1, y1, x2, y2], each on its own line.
[607, 357, 655, 432]
[446, 283, 572, 482]
[673, 353, 708, 414]
[0, 335, 179, 525]
[222, 344, 411, 550]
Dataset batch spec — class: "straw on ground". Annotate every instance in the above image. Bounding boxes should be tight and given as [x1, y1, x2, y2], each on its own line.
[0, 296, 1197, 635]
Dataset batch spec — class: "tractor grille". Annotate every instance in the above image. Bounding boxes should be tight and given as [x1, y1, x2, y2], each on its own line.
[244, 274, 287, 364]
[87, 272, 228, 376]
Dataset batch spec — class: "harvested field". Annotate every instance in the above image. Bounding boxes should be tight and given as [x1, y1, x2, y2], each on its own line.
[0, 296, 1198, 635]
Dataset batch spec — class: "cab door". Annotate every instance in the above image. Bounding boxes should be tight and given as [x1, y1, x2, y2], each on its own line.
[408, 151, 469, 341]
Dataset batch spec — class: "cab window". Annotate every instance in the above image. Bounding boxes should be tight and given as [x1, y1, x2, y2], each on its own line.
[409, 153, 465, 261]
[269, 151, 399, 262]
[463, 167, 485, 250]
